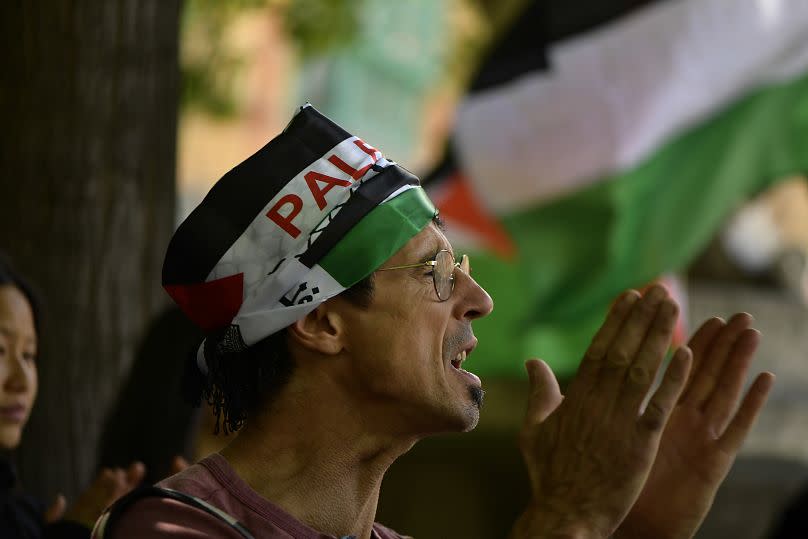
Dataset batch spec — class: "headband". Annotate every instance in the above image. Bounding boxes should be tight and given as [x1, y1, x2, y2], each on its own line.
[162, 104, 436, 363]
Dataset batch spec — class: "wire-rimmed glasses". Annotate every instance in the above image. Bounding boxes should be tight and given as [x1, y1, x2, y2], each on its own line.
[378, 249, 470, 301]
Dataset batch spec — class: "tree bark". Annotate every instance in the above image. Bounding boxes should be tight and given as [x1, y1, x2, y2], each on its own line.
[0, 0, 181, 503]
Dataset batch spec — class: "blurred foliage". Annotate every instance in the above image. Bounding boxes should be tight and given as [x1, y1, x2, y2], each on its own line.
[284, 0, 362, 60]
[181, 0, 362, 117]
[181, 0, 266, 117]
[178, 0, 521, 118]
[445, 0, 528, 88]
[179, 0, 534, 119]
[441, 0, 493, 91]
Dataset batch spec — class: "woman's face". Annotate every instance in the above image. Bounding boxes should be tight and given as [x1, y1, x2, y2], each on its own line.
[0, 284, 38, 449]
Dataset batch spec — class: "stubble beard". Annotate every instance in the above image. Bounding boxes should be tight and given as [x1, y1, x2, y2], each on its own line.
[469, 385, 484, 409]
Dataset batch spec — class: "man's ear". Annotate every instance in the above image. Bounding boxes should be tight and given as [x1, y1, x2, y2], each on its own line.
[287, 303, 345, 355]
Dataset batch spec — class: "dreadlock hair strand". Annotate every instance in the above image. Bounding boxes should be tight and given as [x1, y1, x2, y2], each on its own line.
[187, 272, 375, 435]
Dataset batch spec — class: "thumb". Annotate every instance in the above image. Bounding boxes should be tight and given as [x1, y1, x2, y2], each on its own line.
[170, 455, 190, 475]
[45, 493, 67, 523]
[524, 359, 563, 427]
[125, 461, 146, 488]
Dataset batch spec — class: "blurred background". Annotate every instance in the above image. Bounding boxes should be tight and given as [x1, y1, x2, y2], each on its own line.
[2, 0, 808, 537]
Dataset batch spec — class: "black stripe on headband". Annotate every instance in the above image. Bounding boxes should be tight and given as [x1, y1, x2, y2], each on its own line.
[298, 165, 420, 268]
[163, 105, 352, 285]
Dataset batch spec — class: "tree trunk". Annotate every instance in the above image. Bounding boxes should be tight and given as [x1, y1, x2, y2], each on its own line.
[0, 0, 181, 503]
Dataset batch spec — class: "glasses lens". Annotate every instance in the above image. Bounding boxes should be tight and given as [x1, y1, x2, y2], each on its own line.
[434, 250, 455, 300]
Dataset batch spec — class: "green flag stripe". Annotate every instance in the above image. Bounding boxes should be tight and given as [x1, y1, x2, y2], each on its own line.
[320, 187, 436, 287]
[469, 72, 808, 378]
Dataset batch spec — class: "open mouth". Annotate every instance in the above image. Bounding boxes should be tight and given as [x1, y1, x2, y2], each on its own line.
[451, 350, 467, 369]
[447, 339, 483, 392]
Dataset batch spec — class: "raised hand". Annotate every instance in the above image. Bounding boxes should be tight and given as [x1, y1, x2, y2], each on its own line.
[44, 493, 67, 523]
[616, 313, 775, 539]
[511, 286, 691, 539]
[61, 461, 146, 529]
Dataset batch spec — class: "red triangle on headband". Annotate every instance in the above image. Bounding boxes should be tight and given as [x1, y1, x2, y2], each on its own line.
[164, 273, 245, 332]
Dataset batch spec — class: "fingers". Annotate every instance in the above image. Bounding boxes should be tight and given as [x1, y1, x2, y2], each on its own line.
[639, 346, 692, 433]
[703, 329, 760, 435]
[576, 290, 641, 383]
[718, 372, 775, 451]
[620, 298, 679, 412]
[523, 359, 563, 428]
[595, 286, 671, 400]
[105, 468, 126, 497]
[681, 317, 725, 398]
[604, 286, 668, 369]
[95, 466, 133, 499]
[125, 461, 146, 488]
[171, 455, 190, 475]
[686, 317, 725, 359]
[680, 313, 754, 408]
[45, 493, 67, 523]
[63, 464, 146, 529]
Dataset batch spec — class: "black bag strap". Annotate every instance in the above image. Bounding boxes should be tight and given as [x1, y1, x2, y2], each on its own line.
[93, 485, 255, 538]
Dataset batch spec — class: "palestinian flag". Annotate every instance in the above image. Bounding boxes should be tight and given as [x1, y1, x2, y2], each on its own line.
[427, 0, 808, 378]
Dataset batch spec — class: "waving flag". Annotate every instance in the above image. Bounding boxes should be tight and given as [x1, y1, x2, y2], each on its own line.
[428, 0, 808, 377]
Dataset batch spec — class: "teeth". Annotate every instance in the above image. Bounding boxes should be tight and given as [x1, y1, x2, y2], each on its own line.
[455, 350, 467, 366]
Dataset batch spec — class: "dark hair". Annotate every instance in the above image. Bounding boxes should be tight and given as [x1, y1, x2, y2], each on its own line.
[184, 273, 375, 435]
[0, 252, 43, 338]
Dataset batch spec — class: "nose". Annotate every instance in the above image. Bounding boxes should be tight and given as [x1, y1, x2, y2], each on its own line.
[2, 351, 31, 394]
[453, 267, 494, 321]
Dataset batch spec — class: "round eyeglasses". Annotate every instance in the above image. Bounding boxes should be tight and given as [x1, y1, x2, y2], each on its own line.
[377, 249, 470, 301]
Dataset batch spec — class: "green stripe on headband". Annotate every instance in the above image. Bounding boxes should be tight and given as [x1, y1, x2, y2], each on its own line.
[320, 187, 437, 288]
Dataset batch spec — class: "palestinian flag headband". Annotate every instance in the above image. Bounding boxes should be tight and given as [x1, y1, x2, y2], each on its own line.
[163, 104, 436, 364]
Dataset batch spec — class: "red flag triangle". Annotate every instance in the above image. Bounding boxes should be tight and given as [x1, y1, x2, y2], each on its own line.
[433, 172, 517, 259]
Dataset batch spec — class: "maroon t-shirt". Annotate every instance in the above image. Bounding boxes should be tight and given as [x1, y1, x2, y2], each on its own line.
[96, 453, 408, 539]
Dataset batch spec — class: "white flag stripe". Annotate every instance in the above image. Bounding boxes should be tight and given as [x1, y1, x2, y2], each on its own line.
[455, 0, 808, 213]
[209, 134, 382, 294]
[234, 264, 343, 346]
[380, 183, 419, 204]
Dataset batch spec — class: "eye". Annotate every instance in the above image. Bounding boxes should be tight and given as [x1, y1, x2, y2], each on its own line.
[23, 351, 36, 363]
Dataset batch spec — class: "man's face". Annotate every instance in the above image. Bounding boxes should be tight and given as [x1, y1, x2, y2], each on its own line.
[336, 223, 494, 435]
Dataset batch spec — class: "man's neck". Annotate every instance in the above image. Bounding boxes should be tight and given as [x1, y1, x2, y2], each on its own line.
[219, 379, 419, 539]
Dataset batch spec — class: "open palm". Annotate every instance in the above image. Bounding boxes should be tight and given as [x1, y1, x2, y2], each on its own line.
[618, 313, 775, 539]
